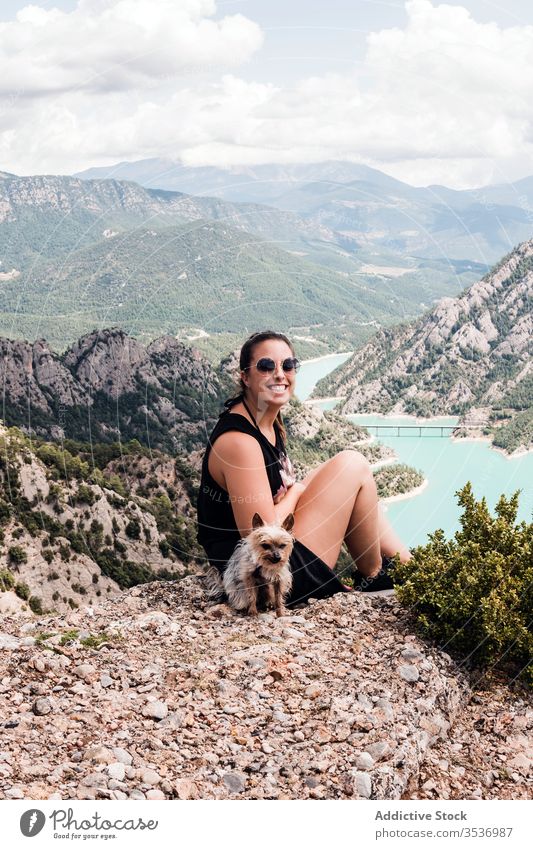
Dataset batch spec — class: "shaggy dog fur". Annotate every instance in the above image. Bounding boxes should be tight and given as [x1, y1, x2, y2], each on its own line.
[204, 512, 294, 616]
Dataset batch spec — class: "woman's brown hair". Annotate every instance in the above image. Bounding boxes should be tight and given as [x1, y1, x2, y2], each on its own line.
[222, 330, 295, 444]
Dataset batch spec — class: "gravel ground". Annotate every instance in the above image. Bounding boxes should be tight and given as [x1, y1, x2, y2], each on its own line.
[0, 578, 530, 800]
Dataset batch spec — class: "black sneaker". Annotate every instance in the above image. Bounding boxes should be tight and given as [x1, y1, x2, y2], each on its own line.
[352, 555, 397, 592]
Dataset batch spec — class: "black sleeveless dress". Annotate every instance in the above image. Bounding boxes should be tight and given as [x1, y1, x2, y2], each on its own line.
[196, 407, 350, 607]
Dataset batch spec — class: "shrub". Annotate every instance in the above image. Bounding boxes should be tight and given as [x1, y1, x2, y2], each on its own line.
[103, 474, 127, 498]
[159, 539, 170, 558]
[393, 483, 532, 688]
[8, 545, 27, 565]
[76, 485, 97, 506]
[125, 519, 141, 540]
[94, 548, 153, 588]
[15, 582, 30, 600]
[29, 595, 44, 615]
[0, 498, 11, 525]
[0, 569, 15, 591]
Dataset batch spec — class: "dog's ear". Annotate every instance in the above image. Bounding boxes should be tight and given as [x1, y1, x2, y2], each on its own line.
[252, 513, 264, 529]
[282, 512, 294, 533]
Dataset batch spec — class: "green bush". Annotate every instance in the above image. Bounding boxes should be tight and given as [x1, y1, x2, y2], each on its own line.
[0, 498, 11, 525]
[76, 484, 97, 505]
[125, 518, 141, 539]
[94, 548, 154, 588]
[0, 569, 15, 591]
[8, 545, 27, 565]
[29, 595, 44, 615]
[393, 483, 532, 687]
[15, 582, 30, 601]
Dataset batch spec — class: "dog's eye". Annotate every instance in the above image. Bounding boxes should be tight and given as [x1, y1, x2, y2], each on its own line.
[261, 543, 271, 550]
[278, 544, 286, 549]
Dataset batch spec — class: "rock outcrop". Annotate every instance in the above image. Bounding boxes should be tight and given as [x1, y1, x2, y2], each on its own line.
[313, 238, 533, 451]
[0, 328, 227, 452]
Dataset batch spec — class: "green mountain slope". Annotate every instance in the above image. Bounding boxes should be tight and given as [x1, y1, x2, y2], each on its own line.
[1, 218, 424, 351]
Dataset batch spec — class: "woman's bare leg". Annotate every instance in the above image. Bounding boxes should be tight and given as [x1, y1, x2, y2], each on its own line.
[293, 450, 382, 577]
[377, 503, 412, 562]
[297, 454, 412, 570]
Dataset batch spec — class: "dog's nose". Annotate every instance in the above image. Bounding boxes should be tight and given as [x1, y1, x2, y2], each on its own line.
[271, 553, 281, 562]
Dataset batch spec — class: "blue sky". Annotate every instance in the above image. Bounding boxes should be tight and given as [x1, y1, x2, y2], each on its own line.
[2, 1, 533, 186]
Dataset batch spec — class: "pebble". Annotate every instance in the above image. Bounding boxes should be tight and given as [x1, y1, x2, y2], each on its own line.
[222, 772, 247, 794]
[32, 698, 52, 716]
[106, 763, 126, 781]
[140, 768, 161, 786]
[0, 634, 24, 650]
[399, 664, 420, 683]
[174, 779, 198, 800]
[74, 664, 96, 683]
[305, 683, 322, 699]
[142, 700, 168, 720]
[146, 789, 166, 800]
[355, 752, 374, 770]
[113, 747, 133, 766]
[353, 771, 372, 799]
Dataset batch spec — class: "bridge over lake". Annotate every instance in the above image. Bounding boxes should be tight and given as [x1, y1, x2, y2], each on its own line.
[363, 423, 486, 437]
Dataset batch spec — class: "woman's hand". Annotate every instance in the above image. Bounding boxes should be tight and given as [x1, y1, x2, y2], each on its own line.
[273, 478, 306, 504]
[273, 480, 306, 525]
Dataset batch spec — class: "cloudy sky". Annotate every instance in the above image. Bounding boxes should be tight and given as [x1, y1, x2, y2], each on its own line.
[1, 0, 533, 188]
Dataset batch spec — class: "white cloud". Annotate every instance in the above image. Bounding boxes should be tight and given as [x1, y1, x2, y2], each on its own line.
[0, 0, 262, 96]
[2, 0, 533, 187]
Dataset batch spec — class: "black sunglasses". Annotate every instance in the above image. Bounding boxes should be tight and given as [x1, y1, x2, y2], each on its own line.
[248, 357, 301, 373]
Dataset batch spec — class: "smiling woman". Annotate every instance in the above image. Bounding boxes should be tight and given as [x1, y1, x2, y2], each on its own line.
[196, 330, 413, 607]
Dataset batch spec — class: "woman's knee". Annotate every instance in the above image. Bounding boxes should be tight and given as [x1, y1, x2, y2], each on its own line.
[335, 449, 372, 480]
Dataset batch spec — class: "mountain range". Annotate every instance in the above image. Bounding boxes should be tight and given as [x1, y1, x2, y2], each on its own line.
[76, 159, 533, 265]
[1, 170, 475, 354]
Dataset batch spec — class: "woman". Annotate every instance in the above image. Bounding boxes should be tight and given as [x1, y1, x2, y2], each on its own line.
[197, 330, 412, 607]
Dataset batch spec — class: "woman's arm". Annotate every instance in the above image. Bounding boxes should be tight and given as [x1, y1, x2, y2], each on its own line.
[213, 432, 279, 534]
[273, 481, 306, 525]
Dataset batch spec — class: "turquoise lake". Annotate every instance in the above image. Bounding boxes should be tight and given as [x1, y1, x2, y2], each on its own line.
[297, 356, 533, 548]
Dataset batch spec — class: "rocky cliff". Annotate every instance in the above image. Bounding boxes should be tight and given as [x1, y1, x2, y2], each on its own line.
[313, 239, 532, 451]
[0, 578, 530, 801]
[0, 327, 228, 452]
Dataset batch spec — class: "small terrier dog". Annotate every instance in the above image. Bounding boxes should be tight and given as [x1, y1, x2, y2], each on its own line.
[205, 513, 294, 617]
